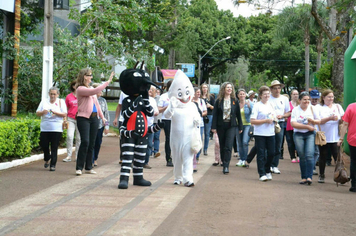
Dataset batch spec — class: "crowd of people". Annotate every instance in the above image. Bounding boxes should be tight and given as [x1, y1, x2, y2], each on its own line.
[35, 68, 355, 192]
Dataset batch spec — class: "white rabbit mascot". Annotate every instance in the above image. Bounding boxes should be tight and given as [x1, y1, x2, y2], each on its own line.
[163, 70, 201, 187]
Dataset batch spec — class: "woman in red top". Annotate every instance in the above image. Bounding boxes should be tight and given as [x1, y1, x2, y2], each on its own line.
[286, 89, 299, 163]
[75, 68, 114, 175]
[63, 81, 81, 162]
[338, 103, 356, 192]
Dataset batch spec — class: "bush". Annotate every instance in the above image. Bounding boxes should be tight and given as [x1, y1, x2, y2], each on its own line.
[0, 118, 67, 162]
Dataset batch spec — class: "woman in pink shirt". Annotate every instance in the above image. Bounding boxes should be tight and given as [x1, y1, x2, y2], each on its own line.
[75, 68, 114, 175]
[286, 89, 299, 163]
[63, 81, 81, 162]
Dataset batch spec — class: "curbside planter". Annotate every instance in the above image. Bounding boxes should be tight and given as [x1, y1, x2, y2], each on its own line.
[0, 148, 73, 171]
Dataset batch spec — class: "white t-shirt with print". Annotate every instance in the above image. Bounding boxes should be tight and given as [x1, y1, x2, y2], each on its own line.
[158, 93, 171, 120]
[269, 95, 290, 122]
[147, 96, 158, 126]
[311, 104, 321, 131]
[250, 101, 276, 136]
[36, 98, 67, 132]
[291, 105, 320, 133]
[194, 98, 207, 127]
[318, 104, 345, 143]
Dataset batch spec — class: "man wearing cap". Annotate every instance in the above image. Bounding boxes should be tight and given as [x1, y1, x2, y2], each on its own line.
[310, 89, 321, 175]
[269, 80, 291, 174]
[247, 90, 257, 104]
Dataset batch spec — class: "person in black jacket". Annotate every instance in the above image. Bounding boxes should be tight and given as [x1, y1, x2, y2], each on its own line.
[211, 82, 243, 174]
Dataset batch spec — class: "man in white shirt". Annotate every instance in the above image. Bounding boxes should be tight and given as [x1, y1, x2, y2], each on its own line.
[158, 80, 173, 167]
[310, 89, 321, 175]
[269, 80, 291, 174]
[144, 86, 159, 169]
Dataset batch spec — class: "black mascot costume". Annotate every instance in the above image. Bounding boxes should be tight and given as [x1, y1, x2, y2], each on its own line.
[118, 62, 164, 189]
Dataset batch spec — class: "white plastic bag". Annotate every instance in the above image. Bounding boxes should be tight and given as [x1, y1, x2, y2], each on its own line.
[191, 124, 202, 154]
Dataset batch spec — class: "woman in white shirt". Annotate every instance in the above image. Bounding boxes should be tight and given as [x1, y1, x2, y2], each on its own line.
[36, 87, 67, 171]
[317, 89, 344, 183]
[291, 92, 320, 185]
[192, 87, 207, 163]
[250, 86, 276, 181]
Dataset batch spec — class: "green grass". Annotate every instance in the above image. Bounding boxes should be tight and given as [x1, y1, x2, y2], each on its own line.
[107, 102, 118, 111]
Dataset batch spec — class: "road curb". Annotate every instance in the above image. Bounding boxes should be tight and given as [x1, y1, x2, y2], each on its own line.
[0, 148, 70, 171]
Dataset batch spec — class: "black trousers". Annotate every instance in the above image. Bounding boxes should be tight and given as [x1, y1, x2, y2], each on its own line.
[163, 119, 172, 163]
[348, 144, 356, 186]
[318, 143, 338, 176]
[40, 132, 62, 168]
[216, 122, 236, 168]
[76, 116, 99, 171]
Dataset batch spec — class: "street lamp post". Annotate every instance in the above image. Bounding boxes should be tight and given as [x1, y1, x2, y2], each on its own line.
[198, 36, 231, 86]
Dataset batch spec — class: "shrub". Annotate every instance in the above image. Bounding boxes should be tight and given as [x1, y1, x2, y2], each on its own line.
[0, 118, 67, 162]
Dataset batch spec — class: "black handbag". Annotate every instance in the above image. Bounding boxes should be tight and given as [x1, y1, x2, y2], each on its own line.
[248, 126, 254, 137]
[203, 116, 209, 124]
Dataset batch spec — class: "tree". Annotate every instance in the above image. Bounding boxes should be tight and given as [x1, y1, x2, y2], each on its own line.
[311, 0, 355, 96]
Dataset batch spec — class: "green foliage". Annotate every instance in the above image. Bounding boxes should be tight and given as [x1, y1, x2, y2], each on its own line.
[316, 61, 333, 89]
[0, 118, 67, 162]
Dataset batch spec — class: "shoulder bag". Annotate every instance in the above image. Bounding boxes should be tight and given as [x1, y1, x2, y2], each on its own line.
[310, 106, 326, 146]
[334, 147, 349, 186]
[268, 102, 281, 134]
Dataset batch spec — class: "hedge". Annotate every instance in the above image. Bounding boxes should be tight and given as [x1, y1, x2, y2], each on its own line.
[0, 118, 67, 162]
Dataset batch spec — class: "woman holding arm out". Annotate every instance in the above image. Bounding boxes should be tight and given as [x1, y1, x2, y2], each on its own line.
[75, 68, 114, 175]
[291, 92, 320, 185]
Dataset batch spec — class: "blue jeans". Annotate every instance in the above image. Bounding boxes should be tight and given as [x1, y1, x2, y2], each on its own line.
[238, 125, 251, 161]
[271, 121, 285, 168]
[255, 135, 275, 177]
[196, 126, 204, 159]
[145, 133, 154, 164]
[203, 115, 213, 152]
[293, 131, 315, 180]
[153, 129, 161, 154]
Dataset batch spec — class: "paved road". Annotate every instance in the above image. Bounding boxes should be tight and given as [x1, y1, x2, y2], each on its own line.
[0, 133, 355, 235]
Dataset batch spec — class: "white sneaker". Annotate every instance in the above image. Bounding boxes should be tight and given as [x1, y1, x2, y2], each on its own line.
[273, 167, 281, 174]
[266, 173, 273, 180]
[63, 157, 72, 162]
[236, 160, 244, 167]
[259, 175, 268, 182]
[85, 169, 97, 174]
[270, 167, 274, 173]
[76, 170, 82, 175]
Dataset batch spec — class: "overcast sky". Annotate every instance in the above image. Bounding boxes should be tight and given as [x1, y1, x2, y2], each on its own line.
[215, 0, 312, 17]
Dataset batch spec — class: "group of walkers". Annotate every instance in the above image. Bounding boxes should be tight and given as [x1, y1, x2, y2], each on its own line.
[35, 67, 356, 192]
[36, 68, 114, 175]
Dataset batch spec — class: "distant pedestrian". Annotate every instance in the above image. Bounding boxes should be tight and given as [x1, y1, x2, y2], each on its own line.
[63, 80, 81, 162]
[36, 87, 67, 171]
[201, 83, 215, 156]
[153, 88, 162, 158]
[286, 89, 299, 163]
[92, 83, 110, 167]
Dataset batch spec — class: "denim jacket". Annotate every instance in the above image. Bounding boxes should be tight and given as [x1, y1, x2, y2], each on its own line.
[243, 102, 254, 123]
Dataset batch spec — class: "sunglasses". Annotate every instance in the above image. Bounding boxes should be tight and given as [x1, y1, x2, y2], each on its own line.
[85, 74, 93, 77]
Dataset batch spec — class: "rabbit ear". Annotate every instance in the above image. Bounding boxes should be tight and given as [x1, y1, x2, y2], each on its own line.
[140, 61, 145, 70]
[133, 61, 140, 69]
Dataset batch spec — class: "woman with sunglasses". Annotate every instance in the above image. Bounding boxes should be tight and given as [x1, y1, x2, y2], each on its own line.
[75, 68, 114, 175]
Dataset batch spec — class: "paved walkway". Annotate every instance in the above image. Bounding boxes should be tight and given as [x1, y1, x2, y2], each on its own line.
[0, 134, 355, 235]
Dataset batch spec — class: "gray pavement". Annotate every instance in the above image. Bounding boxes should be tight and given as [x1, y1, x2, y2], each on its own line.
[0, 133, 356, 235]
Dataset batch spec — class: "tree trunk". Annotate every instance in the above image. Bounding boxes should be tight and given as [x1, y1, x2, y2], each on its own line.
[304, 27, 310, 91]
[316, 30, 323, 71]
[168, 49, 175, 69]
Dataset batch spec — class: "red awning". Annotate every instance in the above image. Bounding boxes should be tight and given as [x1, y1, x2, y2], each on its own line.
[161, 69, 178, 80]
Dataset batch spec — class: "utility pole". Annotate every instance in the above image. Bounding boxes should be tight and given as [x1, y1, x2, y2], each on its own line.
[42, 0, 54, 101]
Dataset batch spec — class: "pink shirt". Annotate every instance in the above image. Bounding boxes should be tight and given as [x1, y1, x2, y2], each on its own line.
[65, 93, 78, 119]
[342, 103, 356, 146]
[76, 82, 109, 119]
[286, 101, 295, 131]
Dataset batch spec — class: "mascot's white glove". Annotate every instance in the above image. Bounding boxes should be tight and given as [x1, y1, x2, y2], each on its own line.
[170, 96, 179, 109]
